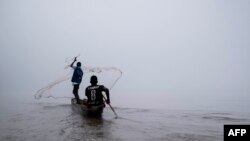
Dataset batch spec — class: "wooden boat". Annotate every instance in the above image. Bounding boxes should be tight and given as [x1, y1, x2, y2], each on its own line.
[71, 98, 104, 116]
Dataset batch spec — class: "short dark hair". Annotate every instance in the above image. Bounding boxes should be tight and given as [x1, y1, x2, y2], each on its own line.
[90, 75, 98, 84]
[77, 62, 81, 67]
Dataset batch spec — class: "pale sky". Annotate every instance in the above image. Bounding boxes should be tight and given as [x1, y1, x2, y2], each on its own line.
[1, 0, 250, 111]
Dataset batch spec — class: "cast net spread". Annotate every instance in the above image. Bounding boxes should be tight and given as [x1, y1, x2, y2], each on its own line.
[34, 56, 122, 100]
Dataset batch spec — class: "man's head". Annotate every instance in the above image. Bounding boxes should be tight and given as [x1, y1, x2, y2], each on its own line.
[90, 75, 98, 85]
[77, 62, 81, 67]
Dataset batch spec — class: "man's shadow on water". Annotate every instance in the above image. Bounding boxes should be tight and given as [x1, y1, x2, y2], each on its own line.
[82, 114, 117, 140]
[69, 104, 116, 140]
[84, 115, 104, 126]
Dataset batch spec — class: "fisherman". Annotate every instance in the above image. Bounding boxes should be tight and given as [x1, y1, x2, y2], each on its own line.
[85, 75, 110, 107]
[70, 57, 83, 104]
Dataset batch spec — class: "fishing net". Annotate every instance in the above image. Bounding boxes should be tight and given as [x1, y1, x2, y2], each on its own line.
[34, 56, 122, 100]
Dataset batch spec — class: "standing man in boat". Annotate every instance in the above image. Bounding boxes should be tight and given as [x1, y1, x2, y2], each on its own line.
[85, 75, 110, 107]
[70, 57, 83, 104]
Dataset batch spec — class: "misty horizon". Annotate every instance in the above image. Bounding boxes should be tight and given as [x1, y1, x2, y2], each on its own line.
[1, 0, 250, 112]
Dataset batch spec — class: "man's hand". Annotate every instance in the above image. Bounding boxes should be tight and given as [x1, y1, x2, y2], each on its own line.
[106, 99, 110, 104]
[70, 57, 77, 67]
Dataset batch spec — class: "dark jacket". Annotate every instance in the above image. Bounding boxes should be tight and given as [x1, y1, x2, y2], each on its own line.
[85, 85, 110, 105]
[71, 67, 83, 84]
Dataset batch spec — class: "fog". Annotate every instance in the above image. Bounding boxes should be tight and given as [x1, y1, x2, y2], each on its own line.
[1, 0, 250, 111]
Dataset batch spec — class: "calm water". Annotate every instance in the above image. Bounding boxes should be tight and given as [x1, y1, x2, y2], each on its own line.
[0, 102, 250, 141]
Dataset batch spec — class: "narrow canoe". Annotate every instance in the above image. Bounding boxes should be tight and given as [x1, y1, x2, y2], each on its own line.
[71, 98, 104, 116]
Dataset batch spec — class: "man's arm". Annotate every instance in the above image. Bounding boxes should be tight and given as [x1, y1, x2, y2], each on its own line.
[85, 87, 90, 102]
[70, 57, 77, 68]
[103, 86, 110, 104]
[85, 87, 89, 97]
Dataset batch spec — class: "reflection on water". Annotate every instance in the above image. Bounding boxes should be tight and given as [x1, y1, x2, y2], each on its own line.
[66, 105, 113, 141]
[0, 103, 250, 141]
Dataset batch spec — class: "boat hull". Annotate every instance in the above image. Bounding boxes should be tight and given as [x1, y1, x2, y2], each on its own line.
[71, 98, 104, 116]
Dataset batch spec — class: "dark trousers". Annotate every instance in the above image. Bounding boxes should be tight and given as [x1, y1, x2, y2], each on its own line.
[73, 84, 80, 104]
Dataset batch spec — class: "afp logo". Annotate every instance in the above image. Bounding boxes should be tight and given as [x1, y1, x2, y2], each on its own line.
[224, 125, 250, 141]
